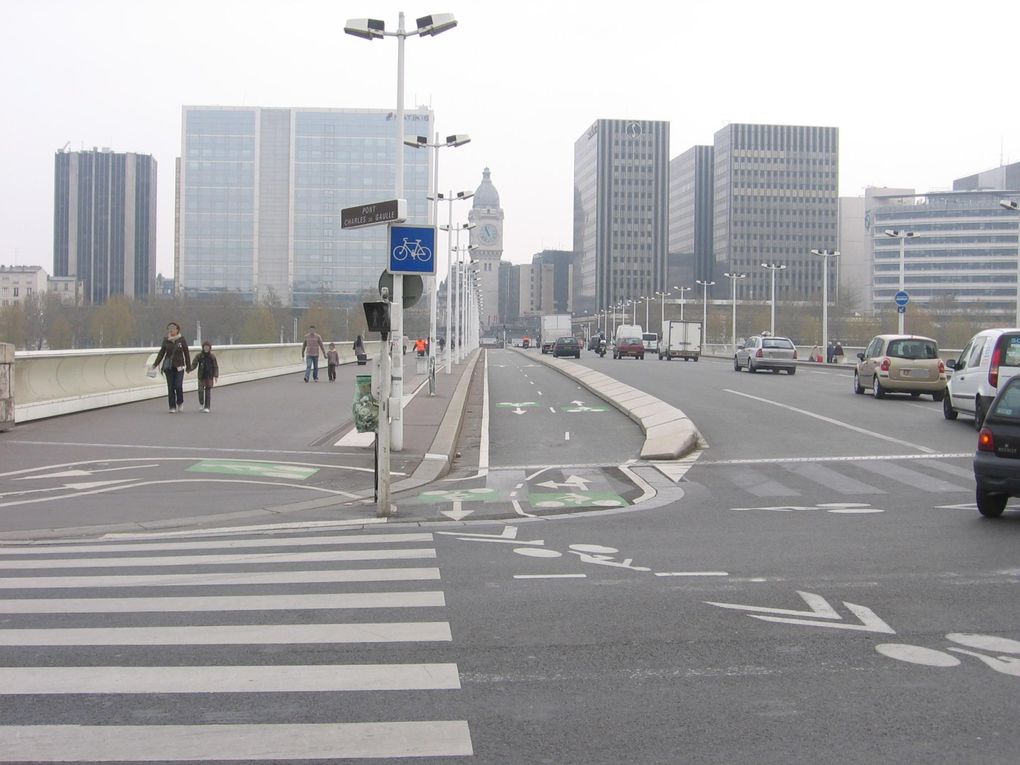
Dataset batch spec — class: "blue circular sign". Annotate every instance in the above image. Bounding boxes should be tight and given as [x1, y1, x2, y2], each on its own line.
[894, 290, 910, 307]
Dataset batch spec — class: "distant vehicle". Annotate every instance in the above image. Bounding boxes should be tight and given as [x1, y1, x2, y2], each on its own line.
[944, 328, 1020, 429]
[540, 315, 572, 354]
[553, 336, 581, 359]
[734, 334, 797, 374]
[973, 376, 1020, 517]
[480, 336, 500, 348]
[614, 324, 643, 344]
[853, 334, 947, 400]
[614, 335, 644, 360]
[658, 320, 702, 361]
[522, 336, 531, 349]
[641, 332, 658, 352]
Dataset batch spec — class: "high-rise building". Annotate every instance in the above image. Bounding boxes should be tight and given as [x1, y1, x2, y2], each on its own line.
[669, 145, 714, 286]
[712, 123, 838, 302]
[573, 119, 669, 315]
[53, 148, 157, 304]
[527, 250, 574, 314]
[468, 168, 503, 329]
[953, 161, 1020, 191]
[177, 106, 432, 306]
[839, 187, 914, 311]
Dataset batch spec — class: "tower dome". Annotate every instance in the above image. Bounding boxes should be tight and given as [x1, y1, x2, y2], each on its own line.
[472, 167, 500, 209]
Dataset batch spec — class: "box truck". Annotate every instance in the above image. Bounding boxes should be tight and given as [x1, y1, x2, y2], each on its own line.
[540, 314, 573, 354]
[658, 320, 702, 361]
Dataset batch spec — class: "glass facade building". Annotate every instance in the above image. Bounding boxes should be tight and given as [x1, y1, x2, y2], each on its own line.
[53, 148, 157, 304]
[178, 106, 432, 306]
[669, 145, 714, 285]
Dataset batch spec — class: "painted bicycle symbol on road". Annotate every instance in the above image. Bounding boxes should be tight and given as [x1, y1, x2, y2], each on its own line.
[392, 238, 432, 263]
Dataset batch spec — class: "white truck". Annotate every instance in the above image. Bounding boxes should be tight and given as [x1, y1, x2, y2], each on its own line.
[540, 314, 573, 354]
[658, 320, 702, 361]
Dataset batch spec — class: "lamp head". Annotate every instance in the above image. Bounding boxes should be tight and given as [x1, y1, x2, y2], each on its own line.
[446, 134, 471, 147]
[344, 18, 385, 39]
[1000, 200, 1020, 211]
[416, 13, 457, 36]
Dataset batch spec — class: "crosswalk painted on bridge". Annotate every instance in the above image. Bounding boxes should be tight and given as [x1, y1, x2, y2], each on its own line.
[0, 529, 473, 762]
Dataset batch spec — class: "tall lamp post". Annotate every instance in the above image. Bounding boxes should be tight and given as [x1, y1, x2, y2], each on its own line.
[654, 290, 671, 327]
[344, 11, 457, 459]
[433, 194, 473, 376]
[723, 273, 747, 353]
[696, 279, 714, 348]
[882, 230, 916, 334]
[1000, 199, 1020, 326]
[810, 249, 840, 359]
[642, 297, 650, 330]
[674, 285, 692, 321]
[406, 135, 470, 390]
[760, 262, 786, 336]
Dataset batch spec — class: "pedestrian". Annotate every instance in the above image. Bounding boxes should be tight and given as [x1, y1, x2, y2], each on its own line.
[326, 342, 340, 382]
[826, 340, 835, 364]
[189, 341, 219, 413]
[152, 322, 191, 413]
[353, 334, 367, 366]
[834, 341, 845, 365]
[438, 336, 446, 353]
[301, 324, 326, 383]
[415, 337, 427, 357]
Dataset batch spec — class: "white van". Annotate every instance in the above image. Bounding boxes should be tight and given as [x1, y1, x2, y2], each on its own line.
[944, 328, 1020, 428]
[641, 332, 658, 353]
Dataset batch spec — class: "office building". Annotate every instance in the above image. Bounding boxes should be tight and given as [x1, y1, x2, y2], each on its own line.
[573, 119, 670, 315]
[669, 145, 714, 286]
[527, 249, 574, 314]
[53, 148, 157, 304]
[712, 123, 839, 301]
[954, 161, 1020, 191]
[839, 187, 914, 311]
[177, 106, 432, 306]
[468, 167, 504, 329]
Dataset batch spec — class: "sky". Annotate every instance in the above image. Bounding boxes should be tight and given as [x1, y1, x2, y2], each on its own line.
[2, 0, 1019, 282]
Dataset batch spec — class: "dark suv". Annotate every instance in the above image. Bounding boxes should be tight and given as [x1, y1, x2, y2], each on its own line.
[974, 376, 1020, 517]
[553, 336, 581, 359]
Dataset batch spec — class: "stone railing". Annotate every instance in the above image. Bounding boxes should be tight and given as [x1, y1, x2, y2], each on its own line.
[11, 340, 381, 422]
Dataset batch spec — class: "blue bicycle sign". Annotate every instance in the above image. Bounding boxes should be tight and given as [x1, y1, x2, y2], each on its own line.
[389, 225, 437, 274]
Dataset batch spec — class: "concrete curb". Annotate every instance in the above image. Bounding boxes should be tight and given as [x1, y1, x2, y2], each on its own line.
[515, 349, 701, 460]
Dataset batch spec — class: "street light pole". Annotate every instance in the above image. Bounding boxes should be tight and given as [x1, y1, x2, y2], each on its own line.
[1000, 199, 1020, 326]
[723, 272, 747, 353]
[643, 297, 650, 330]
[810, 250, 840, 360]
[655, 290, 670, 328]
[696, 279, 715, 349]
[675, 286, 691, 321]
[882, 230, 916, 334]
[434, 195, 472, 375]
[760, 263, 786, 336]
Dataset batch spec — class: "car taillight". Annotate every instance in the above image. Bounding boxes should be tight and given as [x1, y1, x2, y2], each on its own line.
[938, 359, 945, 374]
[989, 343, 1002, 388]
[793, 349, 798, 359]
[755, 349, 764, 358]
[978, 427, 996, 452]
[880, 358, 891, 372]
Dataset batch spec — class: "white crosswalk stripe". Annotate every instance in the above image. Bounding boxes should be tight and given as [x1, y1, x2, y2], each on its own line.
[0, 529, 473, 761]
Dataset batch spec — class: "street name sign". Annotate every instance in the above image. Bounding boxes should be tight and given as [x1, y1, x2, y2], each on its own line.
[341, 199, 407, 229]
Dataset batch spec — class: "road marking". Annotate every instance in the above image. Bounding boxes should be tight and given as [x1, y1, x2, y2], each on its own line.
[619, 463, 656, 504]
[549, 406, 556, 413]
[513, 574, 587, 579]
[188, 460, 319, 480]
[479, 349, 490, 475]
[0, 567, 442, 590]
[0, 591, 446, 614]
[0, 663, 462, 694]
[565, 431, 570, 441]
[706, 590, 895, 634]
[536, 476, 592, 490]
[655, 572, 730, 577]
[15, 465, 158, 480]
[723, 389, 938, 453]
[512, 499, 537, 518]
[0, 721, 473, 761]
[0, 622, 454, 646]
[441, 501, 474, 521]
[854, 460, 967, 493]
[696, 452, 970, 466]
[0, 548, 436, 570]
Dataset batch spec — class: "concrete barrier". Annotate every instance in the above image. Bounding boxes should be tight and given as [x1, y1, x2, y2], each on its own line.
[0, 343, 13, 431]
[12, 340, 382, 423]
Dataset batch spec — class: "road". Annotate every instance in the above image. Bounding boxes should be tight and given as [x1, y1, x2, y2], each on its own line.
[2, 349, 1019, 763]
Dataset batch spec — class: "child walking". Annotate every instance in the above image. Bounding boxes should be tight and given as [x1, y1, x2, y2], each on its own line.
[326, 342, 340, 382]
[190, 342, 219, 413]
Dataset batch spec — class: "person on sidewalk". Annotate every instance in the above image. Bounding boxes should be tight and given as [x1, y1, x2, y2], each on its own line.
[415, 337, 427, 357]
[353, 335, 367, 366]
[301, 325, 326, 382]
[326, 342, 340, 382]
[189, 341, 219, 413]
[152, 322, 191, 413]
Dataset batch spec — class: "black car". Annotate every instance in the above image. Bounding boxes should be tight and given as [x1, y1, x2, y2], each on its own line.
[553, 336, 581, 359]
[974, 376, 1020, 517]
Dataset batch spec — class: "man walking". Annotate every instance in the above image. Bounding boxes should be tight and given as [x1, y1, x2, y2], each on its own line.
[301, 325, 326, 383]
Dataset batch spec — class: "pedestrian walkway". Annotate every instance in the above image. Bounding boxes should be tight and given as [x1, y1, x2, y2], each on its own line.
[0, 529, 473, 761]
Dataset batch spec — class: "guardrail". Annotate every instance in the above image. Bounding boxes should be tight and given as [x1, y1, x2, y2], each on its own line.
[11, 341, 382, 423]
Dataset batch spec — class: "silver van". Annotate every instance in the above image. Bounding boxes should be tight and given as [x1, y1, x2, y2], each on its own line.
[944, 328, 1020, 429]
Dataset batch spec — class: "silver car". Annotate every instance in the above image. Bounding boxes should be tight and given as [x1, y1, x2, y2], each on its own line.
[734, 335, 798, 374]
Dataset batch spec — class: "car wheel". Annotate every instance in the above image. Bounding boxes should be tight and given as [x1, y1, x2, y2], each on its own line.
[931, 390, 945, 402]
[733, 356, 741, 371]
[787, 367, 796, 375]
[976, 488, 1008, 518]
[853, 371, 864, 395]
[639, 355, 644, 360]
[943, 394, 958, 420]
[872, 378, 885, 399]
[975, 397, 988, 431]
[747, 357, 756, 373]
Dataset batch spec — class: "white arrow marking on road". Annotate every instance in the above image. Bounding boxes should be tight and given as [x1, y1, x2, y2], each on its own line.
[15, 465, 159, 481]
[706, 591, 895, 634]
[512, 408, 526, 415]
[0, 479, 138, 499]
[536, 475, 592, 490]
[440, 501, 474, 521]
[570, 400, 585, 406]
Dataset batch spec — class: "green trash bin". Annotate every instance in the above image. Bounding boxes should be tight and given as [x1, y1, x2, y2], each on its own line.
[353, 374, 379, 433]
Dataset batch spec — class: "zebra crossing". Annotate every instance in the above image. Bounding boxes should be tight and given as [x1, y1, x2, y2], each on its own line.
[0, 528, 473, 762]
[693, 453, 975, 500]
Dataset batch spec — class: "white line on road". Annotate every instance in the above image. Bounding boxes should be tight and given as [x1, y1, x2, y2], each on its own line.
[697, 452, 970, 466]
[512, 500, 537, 518]
[723, 389, 938, 453]
[0, 567, 441, 590]
[0, 663, 462, 694]
[549, 406, 556, 413]
[0, 533, 433, 555]
[514, 574, 587, 579]
[619, 463, 656, 504]
[655, 571, 730, 577]
[479, 349, 491, 476]
[0, 721, 473, 761]
[565, 431, 570, 441]
[0, 621, 453, 646]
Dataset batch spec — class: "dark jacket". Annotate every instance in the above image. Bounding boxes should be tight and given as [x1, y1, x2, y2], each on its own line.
[154, 335, 191, 373]
[191, 350, 219, 382]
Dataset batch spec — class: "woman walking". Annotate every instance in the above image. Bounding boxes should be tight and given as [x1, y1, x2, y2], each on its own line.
[152, 322, 191, 413]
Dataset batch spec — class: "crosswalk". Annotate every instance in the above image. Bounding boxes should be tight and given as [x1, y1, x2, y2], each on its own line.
[0, 529, 473, 762]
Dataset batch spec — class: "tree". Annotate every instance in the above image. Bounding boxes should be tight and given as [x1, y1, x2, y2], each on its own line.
[88, 296, 136, 347]
[241, 304, 277, 344]
[47, 314, 74, 350]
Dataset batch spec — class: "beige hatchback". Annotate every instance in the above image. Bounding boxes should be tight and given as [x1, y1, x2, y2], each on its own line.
[853, 334, 948, 400]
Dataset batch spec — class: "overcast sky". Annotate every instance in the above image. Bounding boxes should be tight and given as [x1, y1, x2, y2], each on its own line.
[2, 0, 1019, 281]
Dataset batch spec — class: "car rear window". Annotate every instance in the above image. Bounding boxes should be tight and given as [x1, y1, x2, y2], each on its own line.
[643, 333, 657, 342]
[887, 339, 938, 360]
[990, 382, 1020, 420]
[1002, 335, 1020, 366]
[622, 337, 641, 344]
[762, 338, 794, 349]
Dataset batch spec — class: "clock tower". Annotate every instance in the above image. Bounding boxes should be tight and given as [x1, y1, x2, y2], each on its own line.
[468, 167, 504, 330]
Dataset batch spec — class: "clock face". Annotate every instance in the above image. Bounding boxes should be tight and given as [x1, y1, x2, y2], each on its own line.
[480, 224, 499, 244]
